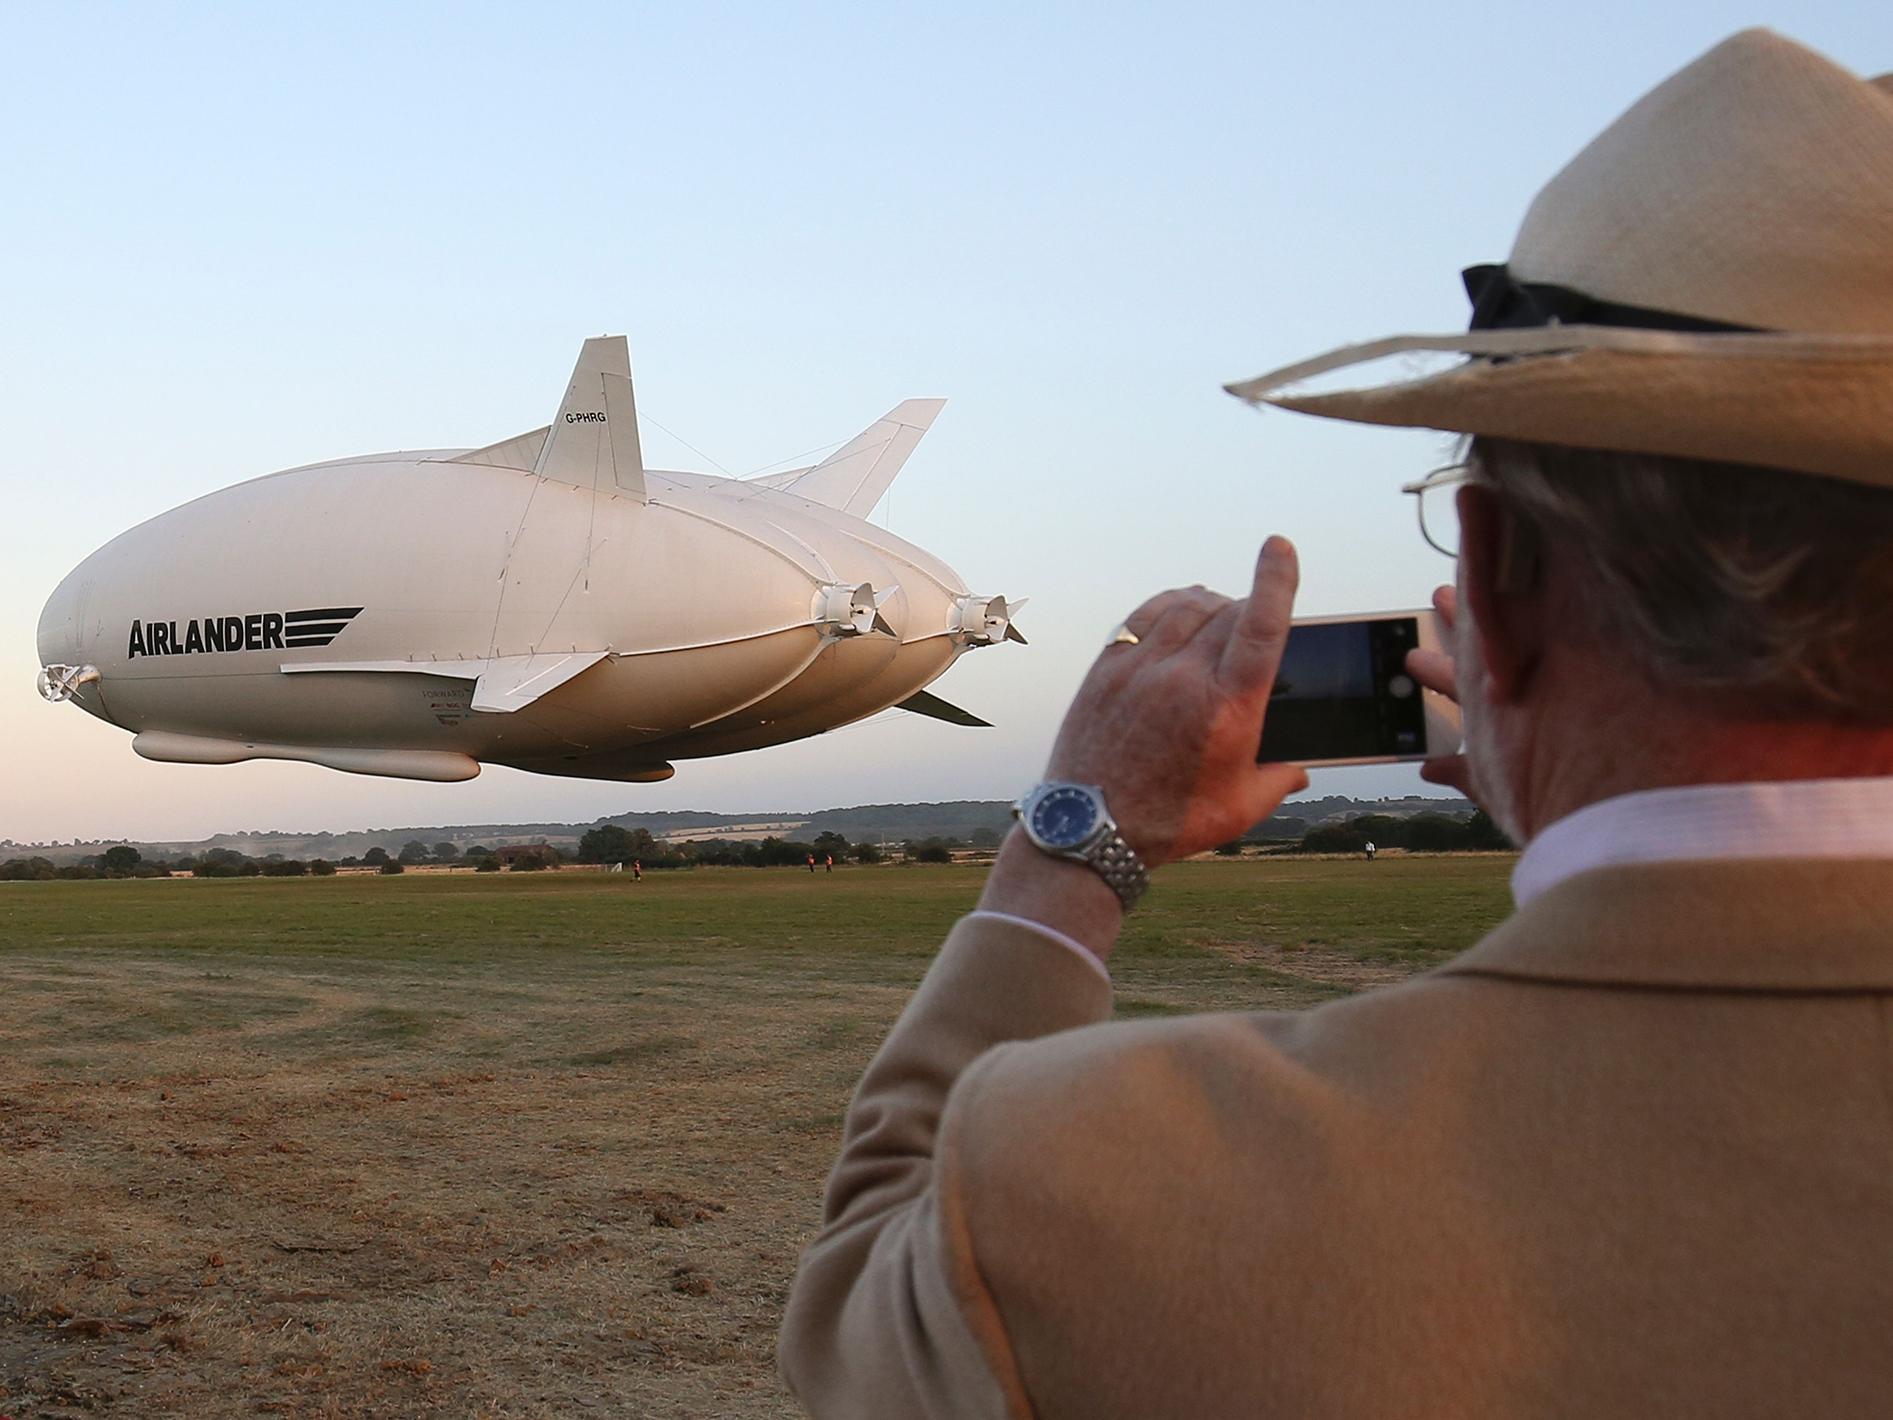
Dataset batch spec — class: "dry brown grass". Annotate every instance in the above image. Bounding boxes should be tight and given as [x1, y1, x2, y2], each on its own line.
[1, 964, 891, 1417]
[0, 859, 1512, 1416]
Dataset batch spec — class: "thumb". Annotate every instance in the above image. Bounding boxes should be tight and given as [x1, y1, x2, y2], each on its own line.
[1241, 762, 1310, 822]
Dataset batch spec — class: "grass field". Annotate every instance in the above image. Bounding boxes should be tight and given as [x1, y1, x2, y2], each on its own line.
[0, 856, 1514, 1418]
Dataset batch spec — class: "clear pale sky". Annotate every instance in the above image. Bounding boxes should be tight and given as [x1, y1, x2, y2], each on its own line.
[3, 3, 1885, 845]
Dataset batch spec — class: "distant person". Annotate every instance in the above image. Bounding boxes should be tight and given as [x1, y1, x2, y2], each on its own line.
[782, 32, 1893, 1418]
[632, 859, 642, 882]
[825, 853, 835, 874]
[808, 852, 817, 874]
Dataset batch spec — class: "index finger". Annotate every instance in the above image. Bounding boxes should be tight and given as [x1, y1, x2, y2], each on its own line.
[1216, 536, 1298, 696]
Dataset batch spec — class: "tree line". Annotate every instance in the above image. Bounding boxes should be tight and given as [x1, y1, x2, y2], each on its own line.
[1280, 810, 1510, 854]
[2, 811, 1512, 883]
[572, 824, 985, 868]
[0, 839, 535, 881]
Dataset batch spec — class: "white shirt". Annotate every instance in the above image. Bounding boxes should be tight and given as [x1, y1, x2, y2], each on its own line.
[986, 777, 1893, 983]
[1512, 776, 1893, 907]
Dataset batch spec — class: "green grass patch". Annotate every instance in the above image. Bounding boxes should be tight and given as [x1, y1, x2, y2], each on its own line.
[0, 857, 1517, 1067]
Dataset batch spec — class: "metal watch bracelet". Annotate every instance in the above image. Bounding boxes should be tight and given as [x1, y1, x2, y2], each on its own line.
[1083, 828, 1150, 911]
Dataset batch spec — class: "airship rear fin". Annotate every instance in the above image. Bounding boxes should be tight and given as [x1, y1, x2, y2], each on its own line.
[761, 398, 944, 517]
[742, 463, 815, 492]
[531, 336, 648, 502]
[449, 425, 551, 472]
[894, 688, 991, 727]
[471, 650, 610, 714]
[281, 650, 609, 716]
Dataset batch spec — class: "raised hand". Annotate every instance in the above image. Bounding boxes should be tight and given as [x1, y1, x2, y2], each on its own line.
[1043, 537, 1312, 869]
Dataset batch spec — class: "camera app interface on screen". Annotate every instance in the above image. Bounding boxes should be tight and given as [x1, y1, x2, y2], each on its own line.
[1257, 618, 1426, 763]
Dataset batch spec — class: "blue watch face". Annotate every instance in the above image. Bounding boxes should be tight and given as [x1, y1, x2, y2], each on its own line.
[1030, 786, 1099, 849]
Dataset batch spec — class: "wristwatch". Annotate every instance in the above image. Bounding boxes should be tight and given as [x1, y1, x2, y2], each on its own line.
[1011, 781, 1151, 911]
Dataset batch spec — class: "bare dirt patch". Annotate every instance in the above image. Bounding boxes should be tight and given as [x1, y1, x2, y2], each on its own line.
[0, 951, 888, 1417]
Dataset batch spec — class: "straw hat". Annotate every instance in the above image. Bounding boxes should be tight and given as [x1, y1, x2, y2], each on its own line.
[1226, 30, 1893, 486]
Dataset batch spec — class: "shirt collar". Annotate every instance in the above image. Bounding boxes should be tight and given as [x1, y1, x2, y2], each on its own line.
[1444, 855, 1893, 992]
[1512, 776, 1893, 908]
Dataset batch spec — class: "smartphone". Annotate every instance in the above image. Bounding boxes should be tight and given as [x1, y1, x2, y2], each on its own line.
[1256, 610, 1461, 767]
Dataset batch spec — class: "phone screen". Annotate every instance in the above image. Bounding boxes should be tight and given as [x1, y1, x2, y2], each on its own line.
[1257, 617, 1427, 763]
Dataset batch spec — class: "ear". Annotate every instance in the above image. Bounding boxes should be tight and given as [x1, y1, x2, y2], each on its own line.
[1456, 484, 1546, 704]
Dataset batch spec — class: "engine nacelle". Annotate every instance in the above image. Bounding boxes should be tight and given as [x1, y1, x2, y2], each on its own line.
[950, 595, 1027, 647]
[813, 582, 895, 638]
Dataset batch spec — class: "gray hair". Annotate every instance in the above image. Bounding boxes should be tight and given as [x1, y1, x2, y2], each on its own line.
[1469, 438, 1893, 721]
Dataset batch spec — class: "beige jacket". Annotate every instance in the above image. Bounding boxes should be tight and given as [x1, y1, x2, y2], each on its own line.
[779, 859, 1893, 1418]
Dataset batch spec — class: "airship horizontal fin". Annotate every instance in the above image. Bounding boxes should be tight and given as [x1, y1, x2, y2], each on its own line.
[449, 425, 551, 472]
[280, 650, 608, 715]
[741, 464, 815, 492]
[533, 336, 647, 502]
[280, 659, 482, 678]
[894, 688, 991, 727]
[471, 650, 609, 714]
[758, 398, 944, 517]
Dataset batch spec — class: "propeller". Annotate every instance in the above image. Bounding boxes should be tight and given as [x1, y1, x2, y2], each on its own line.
[951, 595, 1028, 647]
[814, 583, 901, 638]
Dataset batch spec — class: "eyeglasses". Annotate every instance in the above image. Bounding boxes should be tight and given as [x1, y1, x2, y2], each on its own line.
[1400, 463, 1471, 558]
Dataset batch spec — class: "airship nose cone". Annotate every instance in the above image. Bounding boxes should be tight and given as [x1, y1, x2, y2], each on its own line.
[37, 569, 85, 669]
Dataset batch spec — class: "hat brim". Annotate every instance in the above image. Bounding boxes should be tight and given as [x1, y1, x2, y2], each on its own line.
[1226, 326, 1893, 486]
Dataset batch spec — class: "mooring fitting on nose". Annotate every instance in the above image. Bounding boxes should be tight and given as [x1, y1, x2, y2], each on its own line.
[37, 664, 101, 703]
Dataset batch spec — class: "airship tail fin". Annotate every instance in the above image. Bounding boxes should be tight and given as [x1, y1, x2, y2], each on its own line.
[448, 336, 649, 503]
[534, 335, 646, 501]
[755, 398, 944, 517]
[450, 424, 550, 472]
[894, 688, 991, 727]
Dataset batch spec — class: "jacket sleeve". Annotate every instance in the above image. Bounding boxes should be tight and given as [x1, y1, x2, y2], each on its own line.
[778, 913, 1115, 1419]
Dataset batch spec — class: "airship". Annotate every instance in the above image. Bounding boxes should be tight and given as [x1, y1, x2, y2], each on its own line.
[35, 337, 1024, 783]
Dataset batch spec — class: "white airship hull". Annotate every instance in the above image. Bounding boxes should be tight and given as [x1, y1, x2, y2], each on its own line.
[37, 338, 1022, 782]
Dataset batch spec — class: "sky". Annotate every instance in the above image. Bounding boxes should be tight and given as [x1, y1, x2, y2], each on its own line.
[3, 2, 1886, 845]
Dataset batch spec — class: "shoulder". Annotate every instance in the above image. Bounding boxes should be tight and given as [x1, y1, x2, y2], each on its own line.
[952, 967, 1497, 1151]
[932, 973, 1507, 1399]
[938, 971, 1504, 1273]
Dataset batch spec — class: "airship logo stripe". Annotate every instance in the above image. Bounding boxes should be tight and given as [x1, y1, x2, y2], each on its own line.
[127, 607, 362, 658]
[282, 607, 364, 648]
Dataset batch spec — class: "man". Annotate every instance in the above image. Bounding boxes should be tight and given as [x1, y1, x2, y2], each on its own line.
[781, 30, 1893, 1419]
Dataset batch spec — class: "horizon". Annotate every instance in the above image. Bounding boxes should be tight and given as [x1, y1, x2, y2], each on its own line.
[1, 787, 1472, 852]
